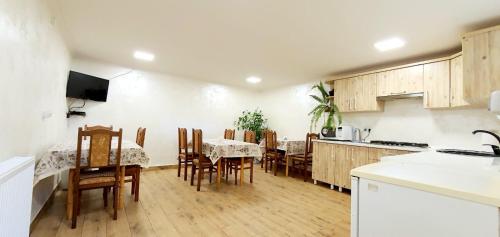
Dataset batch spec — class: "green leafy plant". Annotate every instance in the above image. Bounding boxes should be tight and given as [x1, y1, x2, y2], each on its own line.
[309, 81, 342, 131]
[234, 109, 268, 142]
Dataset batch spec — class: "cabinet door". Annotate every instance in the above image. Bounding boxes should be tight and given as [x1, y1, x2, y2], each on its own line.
[368, 148, 412, 163]
[424, 61, 450, 108]
[462, 29, 500, 105]
[361, 74, 383, 111]
[334, 79, 350, 112]
[312, 142, 333, 183]
[350, 146, 369, 170]
[393, 65, 424, 94]
[450, 55, 470, 107]
[334, 145, 350, 189]
[376, 71, 390, 96]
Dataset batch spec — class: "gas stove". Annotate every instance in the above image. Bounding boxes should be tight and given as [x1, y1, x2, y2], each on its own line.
[369, 140, 429, 148]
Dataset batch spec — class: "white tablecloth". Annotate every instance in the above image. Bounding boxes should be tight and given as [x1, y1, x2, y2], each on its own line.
[202, 139, 262, 164]
[34, 139, 149, 184]
[259, 139, 306, 155]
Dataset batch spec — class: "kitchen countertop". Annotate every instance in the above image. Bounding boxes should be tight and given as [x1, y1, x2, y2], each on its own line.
[351, 151, 500, 207]
[313, 139, 429, 152]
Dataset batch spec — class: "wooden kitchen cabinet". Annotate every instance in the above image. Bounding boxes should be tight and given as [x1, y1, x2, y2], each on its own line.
[312, 142, 413, 191]
[462, 25, 500, 105]
[333, 75, 382, 113]
[450, 55, 470, 107]
[334, 145, 350, 189]
[333, 79, 351, 112]
[423, 60, 450, 108]
[377, 65, 423, 97]
[312, 142, 335, 185]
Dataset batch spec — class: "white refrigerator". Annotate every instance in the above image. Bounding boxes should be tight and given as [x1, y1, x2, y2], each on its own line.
[350, 176, 500, 237]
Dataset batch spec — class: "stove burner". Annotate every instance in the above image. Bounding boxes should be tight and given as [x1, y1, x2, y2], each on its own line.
[369, 140, 429, 148]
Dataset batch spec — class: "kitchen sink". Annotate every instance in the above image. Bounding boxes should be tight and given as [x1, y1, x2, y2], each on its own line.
[436, 149, 500, 157]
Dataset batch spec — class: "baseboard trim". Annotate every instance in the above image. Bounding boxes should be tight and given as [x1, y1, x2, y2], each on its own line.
[143, 164, 178, 171]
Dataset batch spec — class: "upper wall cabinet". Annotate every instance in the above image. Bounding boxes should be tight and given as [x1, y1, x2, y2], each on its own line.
[333, 75, 382, 113]
[450, 55, 469, 107]
[423, 60, 450, 108]
[377, 65, 423, 97]
[462, 25, 500, 105]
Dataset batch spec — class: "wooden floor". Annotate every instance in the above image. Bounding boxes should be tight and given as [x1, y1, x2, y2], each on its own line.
[30, 167, 351, 237]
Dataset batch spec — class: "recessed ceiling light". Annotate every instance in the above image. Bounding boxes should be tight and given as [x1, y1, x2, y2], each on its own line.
[133, 51, 155, 61]
[246, 76, 262, 84]
[374, 37, 406, 52]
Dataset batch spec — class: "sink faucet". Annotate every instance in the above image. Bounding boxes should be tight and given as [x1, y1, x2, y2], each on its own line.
[472, 130, 500, 155]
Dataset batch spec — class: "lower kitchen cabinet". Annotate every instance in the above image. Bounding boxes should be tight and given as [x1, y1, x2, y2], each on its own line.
[312, 141, 413, 191]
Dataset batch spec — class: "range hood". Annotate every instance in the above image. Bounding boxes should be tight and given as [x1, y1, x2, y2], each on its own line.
[376, 92, 423, 101]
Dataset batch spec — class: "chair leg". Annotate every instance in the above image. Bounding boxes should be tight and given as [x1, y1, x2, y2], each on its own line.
[190, 164, 195, 186]
[273, 158, 278, 176]
[250, 158, 254, 183]
[103, 188, 108, 207]
[131, 173, 135, 195]
[184, 159, 188, 181]
[113, 185, 118, 220]
[71, 187, 79, 229]
[265, 157, 268, 173]
[177, 156, 181, 177]
[225, 161, 229, 183]
[135, 168, 140, 202]
[197, 165, 203, 191]
[209, 165, 213, 183]
[302, 161, 307, 182]
[234, 165, 238, 185]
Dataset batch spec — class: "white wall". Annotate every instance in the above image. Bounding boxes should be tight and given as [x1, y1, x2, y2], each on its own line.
[260, 81, 500, 150]
[68, 58, 259, 166]
[0, 0, 70, 221]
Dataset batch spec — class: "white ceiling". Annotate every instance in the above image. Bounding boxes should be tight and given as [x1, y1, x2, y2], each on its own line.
[51, 0, 500, 89]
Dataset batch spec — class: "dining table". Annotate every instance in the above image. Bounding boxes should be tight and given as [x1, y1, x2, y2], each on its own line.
[202, 138, 262, 187]
[259, 139, 306, 176]
[34, 139, 149, 220]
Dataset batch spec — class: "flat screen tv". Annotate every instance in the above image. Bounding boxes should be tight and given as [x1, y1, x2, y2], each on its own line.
[66, 71, 109, 102]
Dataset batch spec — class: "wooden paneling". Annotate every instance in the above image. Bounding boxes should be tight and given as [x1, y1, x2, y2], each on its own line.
[392, 65, 424, 95]
[450, 55, 469, 107]
[360, 74, 383, 111]
[423, 60, 450, 108]
[312, 142, 334, 184]
[333, 145, 350, 189]
[333, 79, 350, 112]
[462, 27, 500, 105]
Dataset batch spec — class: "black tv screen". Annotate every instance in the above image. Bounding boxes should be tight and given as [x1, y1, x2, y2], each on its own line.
[66, 71, 109, 102]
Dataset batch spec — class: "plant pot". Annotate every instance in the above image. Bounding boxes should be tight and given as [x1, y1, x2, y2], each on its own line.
[321, 127, 336, 137]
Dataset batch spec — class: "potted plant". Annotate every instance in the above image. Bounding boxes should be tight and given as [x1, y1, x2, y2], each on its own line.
[234, 109, 268, 142]
[309, 81, 342, 137]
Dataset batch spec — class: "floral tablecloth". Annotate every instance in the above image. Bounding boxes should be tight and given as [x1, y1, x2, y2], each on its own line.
[34, 139, 150, 184]
[203, 139, 262, 164]
[259, 139, 306, 155]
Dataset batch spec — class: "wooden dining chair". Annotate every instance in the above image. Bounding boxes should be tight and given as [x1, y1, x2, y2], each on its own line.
[289, 133, 319, 181]
[124, 127, 146, 202]
[264, 130, 284, 176]
[83, 125, 113, 140]
[226, 130, 256, 184]
[178, 127, 193, 181]
[71, 127, 122, 229]
[224, 129, 235, 140]
[190, 129, 217, 191]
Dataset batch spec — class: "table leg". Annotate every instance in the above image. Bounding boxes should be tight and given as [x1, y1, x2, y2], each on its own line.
[240, 157, 244, 186]
[118, 166, 125, 209]
[66, 169, 75, 220]
[285, 152, 289, 177]
[217, 159, 221, 189]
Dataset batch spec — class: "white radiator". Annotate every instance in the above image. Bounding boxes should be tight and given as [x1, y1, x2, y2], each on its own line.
[0, 157, 34, 237]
